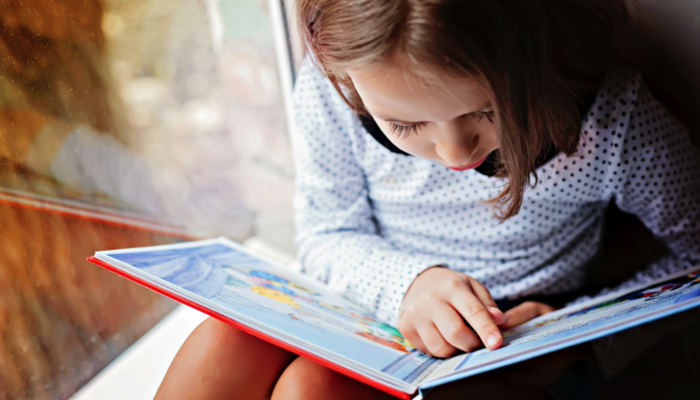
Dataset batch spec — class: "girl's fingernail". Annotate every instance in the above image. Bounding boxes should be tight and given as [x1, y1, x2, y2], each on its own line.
[487, 334, 499, 347]
[489, 306, 502, 314]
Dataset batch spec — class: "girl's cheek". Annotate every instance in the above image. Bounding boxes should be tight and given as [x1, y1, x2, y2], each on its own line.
[393, 136, 436, 160]
[481, 124, 500, 150]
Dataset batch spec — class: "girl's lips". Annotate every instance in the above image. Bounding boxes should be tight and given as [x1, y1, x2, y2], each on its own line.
[444, 153, 490, 171]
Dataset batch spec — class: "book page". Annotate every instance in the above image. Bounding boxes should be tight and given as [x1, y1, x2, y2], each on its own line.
[502, 269, 700, 342]
[418, 268, 700, 391]
[96, 238, 442, 392]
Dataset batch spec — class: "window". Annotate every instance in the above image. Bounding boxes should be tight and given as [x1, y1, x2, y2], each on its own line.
[0, 0, 294, 398]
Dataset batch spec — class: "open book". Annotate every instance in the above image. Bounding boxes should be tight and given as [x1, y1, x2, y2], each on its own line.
[89, 238, 700, 399]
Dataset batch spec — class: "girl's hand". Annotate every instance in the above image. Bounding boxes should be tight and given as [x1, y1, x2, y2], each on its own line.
[398, 267, 506, 358]
[498, 301, 556, 330]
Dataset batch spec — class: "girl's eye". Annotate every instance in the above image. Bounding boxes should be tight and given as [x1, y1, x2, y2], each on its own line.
[388, 111, 492, 138]
[389, 122, 425, 138]
[473, 110, 495, 123]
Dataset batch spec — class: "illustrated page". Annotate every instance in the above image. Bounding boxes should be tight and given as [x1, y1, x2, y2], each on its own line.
[97, 239, 441, 387]
[420, 269, 700, 390]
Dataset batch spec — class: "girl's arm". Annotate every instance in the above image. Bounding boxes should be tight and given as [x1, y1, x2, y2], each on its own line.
[292, 59, 447, 326]
[588, 79, 699, 374]
[603, 78, 700, 295]
[543, 73, 700, 378]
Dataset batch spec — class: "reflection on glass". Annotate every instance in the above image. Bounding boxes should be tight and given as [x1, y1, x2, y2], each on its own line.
[0, 0, 293, 398]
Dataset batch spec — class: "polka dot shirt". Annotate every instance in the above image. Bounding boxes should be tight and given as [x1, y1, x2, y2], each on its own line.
[292, 59, 700, 326]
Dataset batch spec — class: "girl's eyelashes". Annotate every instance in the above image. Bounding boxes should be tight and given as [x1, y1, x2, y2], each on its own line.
[389, 122, 425, 138]
[388, 110, 494, 138]
[473, 109, 495, 123]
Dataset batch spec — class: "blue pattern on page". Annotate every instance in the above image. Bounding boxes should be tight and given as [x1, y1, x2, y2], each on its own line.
[103, 241, 441, 383]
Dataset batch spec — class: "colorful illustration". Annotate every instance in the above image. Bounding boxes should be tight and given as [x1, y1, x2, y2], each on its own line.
[504, 270, 700, 338]
[251, 286, 301, 308]
[99, 239, 438, 385]
[355, 332, 410, 353]
[353, 314, 415, 353]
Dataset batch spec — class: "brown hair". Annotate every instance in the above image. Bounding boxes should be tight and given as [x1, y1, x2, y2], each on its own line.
[297, 0, 649, 220]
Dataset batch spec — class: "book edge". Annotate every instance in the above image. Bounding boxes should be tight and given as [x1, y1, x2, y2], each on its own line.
[418, 267, 700, 390]
[88, 255, 416, 399]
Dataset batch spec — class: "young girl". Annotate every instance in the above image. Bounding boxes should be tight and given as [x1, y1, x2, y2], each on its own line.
[155, 0, 700, 398]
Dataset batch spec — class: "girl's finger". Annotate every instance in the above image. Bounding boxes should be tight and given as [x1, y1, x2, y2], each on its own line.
[466, 278, 497, 308]
[467, 278, 505, 325]
[500, 301, 556, 329]
[400, 325, 428, 355]
[433, 305, 482, 353]
[417, 323, 458, 358]
[451, 289, 503, 350]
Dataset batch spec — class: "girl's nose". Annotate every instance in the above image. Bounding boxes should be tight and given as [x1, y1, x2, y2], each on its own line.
[435, 133, 480, 167]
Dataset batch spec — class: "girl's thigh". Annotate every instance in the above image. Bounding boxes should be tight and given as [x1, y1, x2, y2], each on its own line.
[272, 356, 395, 400]
[157, 319, 575, 400]
[156, 317, 296, 400]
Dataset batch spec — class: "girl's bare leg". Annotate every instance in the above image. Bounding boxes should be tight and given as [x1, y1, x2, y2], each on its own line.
[155, 318, 296, 400]
[156, 317, 577, 400]
[272, 356, 394, 400]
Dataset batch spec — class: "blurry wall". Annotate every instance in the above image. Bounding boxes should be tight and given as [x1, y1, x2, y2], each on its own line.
[0, 0, 294, 399]
[636, 0, 700, 143]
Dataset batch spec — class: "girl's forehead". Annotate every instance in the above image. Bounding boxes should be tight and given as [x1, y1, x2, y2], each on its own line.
[351, 55, 480, 90]
[348, 59, 491, 122]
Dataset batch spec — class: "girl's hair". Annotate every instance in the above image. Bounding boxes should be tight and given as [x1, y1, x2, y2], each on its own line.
[297, 0, 650, 220]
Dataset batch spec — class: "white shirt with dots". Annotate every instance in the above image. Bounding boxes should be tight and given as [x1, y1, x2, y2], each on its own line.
[292, 59, 700, 326]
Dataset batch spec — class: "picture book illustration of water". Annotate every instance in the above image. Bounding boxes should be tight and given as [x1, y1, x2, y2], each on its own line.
[101, 241, 439, 383]
[435, 269, 700, 381]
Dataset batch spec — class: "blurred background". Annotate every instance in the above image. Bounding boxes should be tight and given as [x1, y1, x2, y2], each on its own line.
[0, 0, 697, 399]
[0, 0, 295, 398]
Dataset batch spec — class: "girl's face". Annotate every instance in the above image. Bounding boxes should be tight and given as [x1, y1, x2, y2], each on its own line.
[349, 60, 500, 171]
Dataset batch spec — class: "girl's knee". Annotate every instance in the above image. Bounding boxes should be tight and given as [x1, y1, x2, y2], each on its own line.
[186, 318, 294, 369]
[273, 357, 391, 400]
[158, 318, 295, 400]
[272, 357, 333, 400]
[191, 317, 257, 351]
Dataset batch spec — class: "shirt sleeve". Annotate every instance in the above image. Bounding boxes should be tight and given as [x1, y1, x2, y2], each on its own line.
[603, 78, 700, 294]
[292, 59, 447, 325]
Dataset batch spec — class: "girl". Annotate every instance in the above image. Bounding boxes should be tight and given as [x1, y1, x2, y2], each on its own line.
[156, 0, 700, 399]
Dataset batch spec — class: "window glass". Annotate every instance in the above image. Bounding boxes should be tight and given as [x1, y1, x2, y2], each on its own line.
[0, 0, 293, 398]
